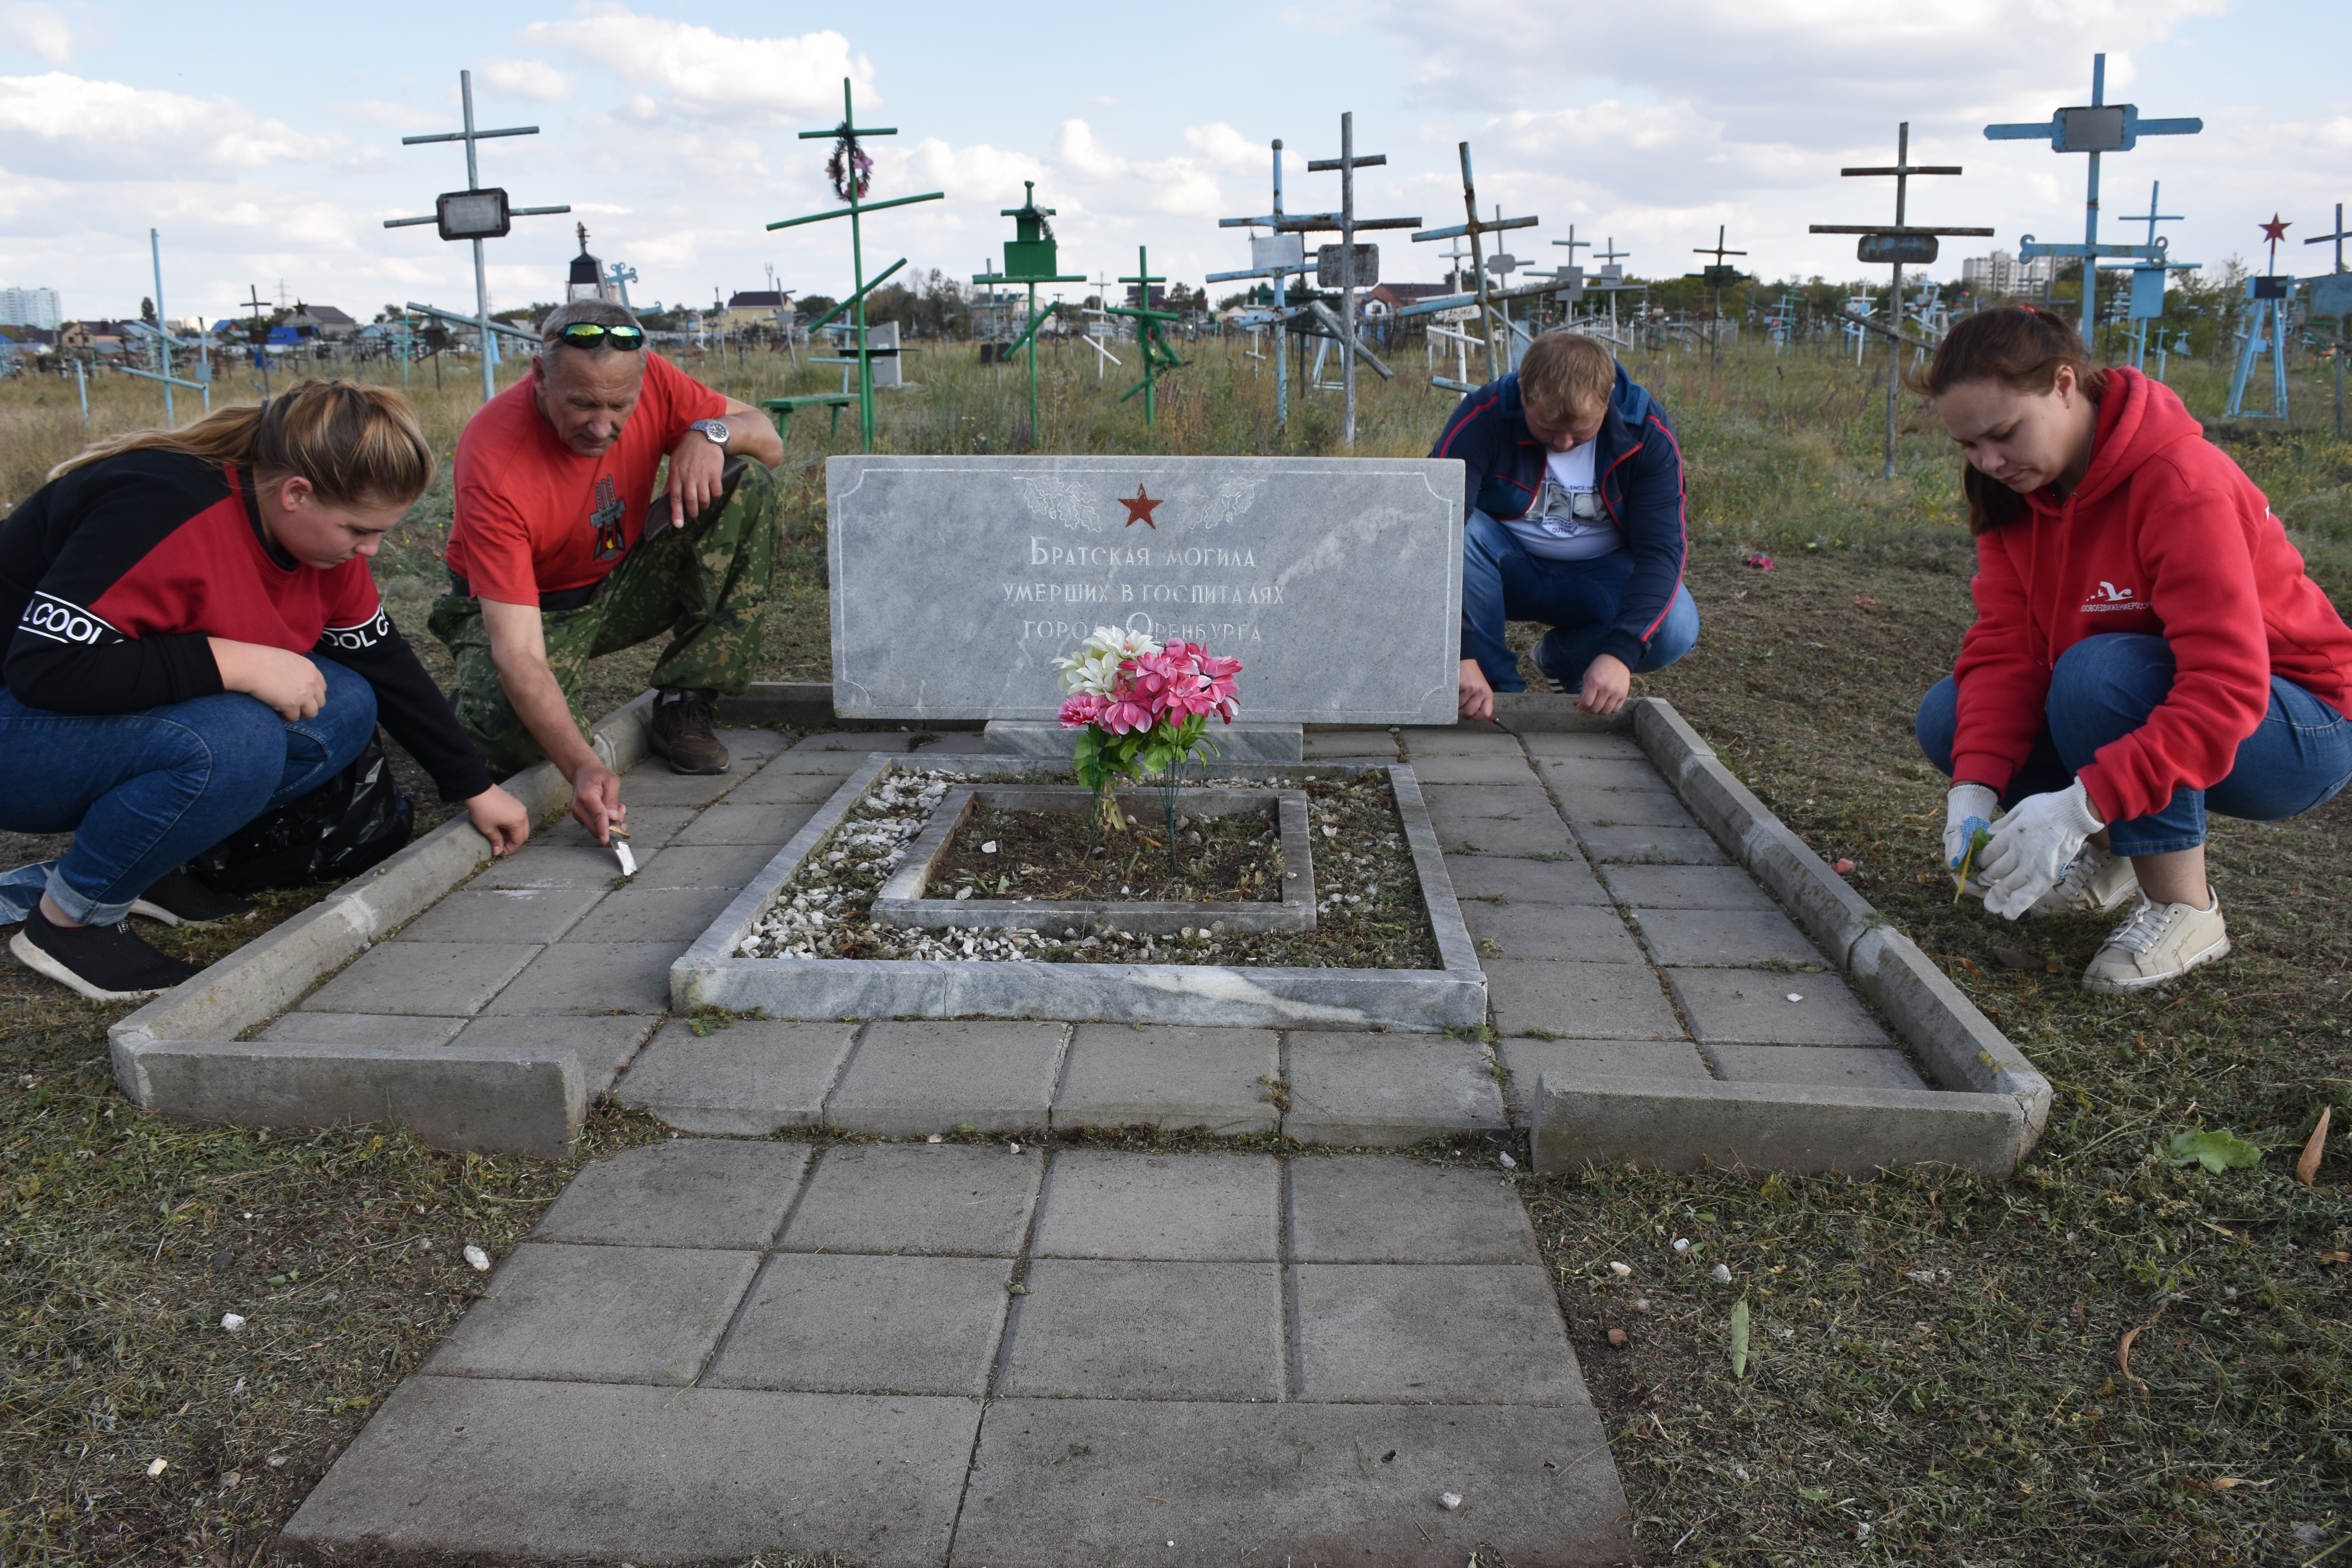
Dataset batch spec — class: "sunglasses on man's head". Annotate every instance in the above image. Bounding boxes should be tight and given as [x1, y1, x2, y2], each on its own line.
[554, 322, 646, 350]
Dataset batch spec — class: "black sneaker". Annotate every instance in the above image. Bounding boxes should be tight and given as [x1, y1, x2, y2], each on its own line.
[129, 869, 256, 927]
[649, 690, 731, 775]
[10, 912, 204, 1001]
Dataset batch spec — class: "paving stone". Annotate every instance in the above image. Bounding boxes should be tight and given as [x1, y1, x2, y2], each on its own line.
[781, 1142, 1042, 1257]
[468, 841, 634, 891]
[1631, 906, 1827, 967]
[1522, 730, 1648, 760]
[731, 765, 857, 806]
[280, 1377, 978, 1568]
[996, 1259, 1281, 1400]
[915, 731, 992, 755]
[1288, 1155, 1539, 1263]
[702, 1253, 1013, 1396]
[1484, 959, 1686, 1041]
[1422, 783, 1559, 821]
[1460, 900, 1645, 963]
[447, 1014, 657, 1091]
[1293, 1263, 1587, 1404]
[1433, 813, 1574, 858]
[255, 1013, 465, 1048]
[1573, 823, 1731, 865]
[391, 885, 606, 944]
[711, 727, 793, 758]
[1665, 968, 1891, 1046]
[601, 766, 745, 808]
[1551, 786, 1699, 829]
[955, 1398, 1630, 1568]
[299, 942, 541, 1018]
[1497, 1039, 1713, 1115]
[1033, 1151, 1278, 1261]
[1284, 1031, 1508, 1146]
[1598, 863, 1782, 911]
[481, 941, 685, 1015]
[1533, 755, 1669, 791]
[425, 1243, 757, 1385]
[824, 1020, 1066, 1136]
[1707, 1044, 1927, 1090]
[539, 806, 699, 851]
[668, 800, 818, 846]
[529, 1140, 811, 1249]
[1301, 730, 1404, 759]
[779, 732, 910, 770]
[1052, 1024, 1280, 1135]
[561, 881, 746, 943]
[1399, 725, 1527, 757]
[612, 1020, 858, 1135]
[1407, 754, 1540, 785]
[629, 841, 793, 889]
[1443, 853, 1611, 906]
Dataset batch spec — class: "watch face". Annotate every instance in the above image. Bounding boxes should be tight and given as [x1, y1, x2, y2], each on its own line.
[699, 419, 729, 443]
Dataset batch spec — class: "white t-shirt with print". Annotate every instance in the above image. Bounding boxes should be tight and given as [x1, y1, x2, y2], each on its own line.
[1502, 438, 1619, 561]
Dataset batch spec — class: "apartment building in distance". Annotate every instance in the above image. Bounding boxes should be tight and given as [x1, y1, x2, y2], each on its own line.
[1958, 251, 2054, 298]
[1, 286, 63, 330]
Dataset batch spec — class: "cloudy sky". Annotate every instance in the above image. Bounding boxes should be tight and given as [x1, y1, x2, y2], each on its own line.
[1, 0, 2345, 326]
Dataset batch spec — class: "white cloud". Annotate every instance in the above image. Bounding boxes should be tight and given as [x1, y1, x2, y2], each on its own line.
[0, 73, 337, 179]
[0, 2, 70, 64]
[521, 10, 873, 125]
[481, 57, 576, 105]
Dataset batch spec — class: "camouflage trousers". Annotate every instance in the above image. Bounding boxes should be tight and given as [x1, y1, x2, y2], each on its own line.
[428, 459, 780, 778]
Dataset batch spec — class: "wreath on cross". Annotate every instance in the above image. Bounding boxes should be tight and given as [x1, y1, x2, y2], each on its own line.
[826, 123, 873, 203]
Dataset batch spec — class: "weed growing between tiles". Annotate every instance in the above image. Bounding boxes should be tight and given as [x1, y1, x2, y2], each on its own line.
[737, 764, 1439, 969]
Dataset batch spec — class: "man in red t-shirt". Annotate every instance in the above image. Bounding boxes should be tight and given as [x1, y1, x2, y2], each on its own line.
[430, 300, 782, 842]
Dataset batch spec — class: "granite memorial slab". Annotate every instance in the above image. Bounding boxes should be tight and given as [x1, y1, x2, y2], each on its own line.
[826, 456, 1463, 724]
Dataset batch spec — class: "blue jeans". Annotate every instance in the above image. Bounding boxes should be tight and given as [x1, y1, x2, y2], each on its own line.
[1916, 633, 2352, 856]
[1461, 508, 1700, 693]
[0, 657, 378, 924]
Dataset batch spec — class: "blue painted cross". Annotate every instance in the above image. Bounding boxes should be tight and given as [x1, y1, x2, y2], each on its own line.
[1984, 53, 2201, 354]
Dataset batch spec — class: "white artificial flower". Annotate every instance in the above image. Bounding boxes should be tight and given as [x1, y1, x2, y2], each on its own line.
[1052, 624, 1161, 694]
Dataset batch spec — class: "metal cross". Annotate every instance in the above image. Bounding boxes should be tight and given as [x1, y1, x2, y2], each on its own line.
[2302, 203, 2352, 435]
[1105, 246, 1184, 425]
[1212, 139, 1304, 426]
[1551, 226, 1592, 319]
[1690, 225, 1748, 360]
[1411, 143, 1536, 381]
[1985, 53, 2202, 359]
[2111, 182, 2199, 374]
[1809, 122, 1992, 478]
[1294, 113, 1420, 445]
[973, 180, 1087, 443]
[384, 70, 573, 404]
[765, 78, 944, 452]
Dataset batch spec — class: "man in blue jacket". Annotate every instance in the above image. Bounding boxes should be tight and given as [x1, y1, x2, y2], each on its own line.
[1432, 330, 1699, 720]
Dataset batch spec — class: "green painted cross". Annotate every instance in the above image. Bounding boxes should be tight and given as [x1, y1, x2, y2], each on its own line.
[973, 181, 1086, 441]
[1105, 245, 1185, 427]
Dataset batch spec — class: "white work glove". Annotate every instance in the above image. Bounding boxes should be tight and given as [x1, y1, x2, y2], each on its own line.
[1980, 779, 2104, 921]
[1943, 783, 2000, 873]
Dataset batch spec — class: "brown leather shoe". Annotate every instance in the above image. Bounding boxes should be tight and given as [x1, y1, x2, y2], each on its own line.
[649, 690, 730, 775]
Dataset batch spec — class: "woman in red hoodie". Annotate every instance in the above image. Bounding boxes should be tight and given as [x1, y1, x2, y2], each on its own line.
[1914, 307, 2352, 993]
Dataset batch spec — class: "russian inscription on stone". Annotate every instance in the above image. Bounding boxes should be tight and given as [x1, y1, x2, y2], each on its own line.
[826, 456, 1463, 723]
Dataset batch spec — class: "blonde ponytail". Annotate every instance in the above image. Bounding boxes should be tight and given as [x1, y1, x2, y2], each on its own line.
[47, 379, 435, 506]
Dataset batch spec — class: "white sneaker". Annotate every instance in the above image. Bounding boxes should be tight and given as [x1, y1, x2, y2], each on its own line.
[2081, 892, 2230, 995]
[2028, 847, 2140, 918]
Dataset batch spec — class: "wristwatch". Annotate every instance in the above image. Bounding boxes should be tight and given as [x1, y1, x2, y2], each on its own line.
[688, 418, 730, 447]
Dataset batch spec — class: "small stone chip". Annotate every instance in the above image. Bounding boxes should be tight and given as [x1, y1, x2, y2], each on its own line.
[1607, 1261, 1632, 1277]
[1785, 993, 1804, 1003]
[464, 1245, 491, 1273]
[981, 841, 998, 854]
[1710, 1263, 1734, 1284]
[1607, 1328, 1628, 1348]
[220, 1313, 246, 1333]
[1439, 1492, 1464, 1512]
[147, 1459, 167, 1477]
[955, 886, 975, 901]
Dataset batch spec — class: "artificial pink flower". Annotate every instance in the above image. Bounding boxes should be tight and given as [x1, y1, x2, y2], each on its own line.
[1058, 691, 1107, 729]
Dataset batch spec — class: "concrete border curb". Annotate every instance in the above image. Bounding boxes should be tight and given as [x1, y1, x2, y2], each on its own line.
[1529, 697, 2052, 1178]
[107, 693, 657, 1147]
[673, 759, 1488, 1031]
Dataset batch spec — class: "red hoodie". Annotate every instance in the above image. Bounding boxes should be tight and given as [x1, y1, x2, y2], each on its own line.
[1951, 368, 2352, 825]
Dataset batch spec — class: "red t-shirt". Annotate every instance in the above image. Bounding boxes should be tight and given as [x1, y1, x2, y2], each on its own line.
[446, 353, 728, 604]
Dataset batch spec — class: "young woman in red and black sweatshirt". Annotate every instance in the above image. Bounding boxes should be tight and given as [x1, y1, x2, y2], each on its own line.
[0, 381, 530, 1000]
[1914, 309, 2352, 993]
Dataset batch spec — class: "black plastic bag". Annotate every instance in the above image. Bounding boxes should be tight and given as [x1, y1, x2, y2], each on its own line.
[188, 733, 414, 894]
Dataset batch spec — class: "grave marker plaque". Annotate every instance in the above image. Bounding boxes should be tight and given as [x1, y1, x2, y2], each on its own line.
[827, 455, 1463, 724]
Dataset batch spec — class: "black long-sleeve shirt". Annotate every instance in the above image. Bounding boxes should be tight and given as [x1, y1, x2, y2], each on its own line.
[1, 451, 494, 801]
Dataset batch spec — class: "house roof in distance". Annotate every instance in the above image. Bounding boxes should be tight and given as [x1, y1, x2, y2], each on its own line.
[727, 291, 787, 309]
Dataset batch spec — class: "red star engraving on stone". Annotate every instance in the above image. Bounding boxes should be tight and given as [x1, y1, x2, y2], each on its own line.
[1119, 485, 1163, 528]
[2260, 214, 2291, 247]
